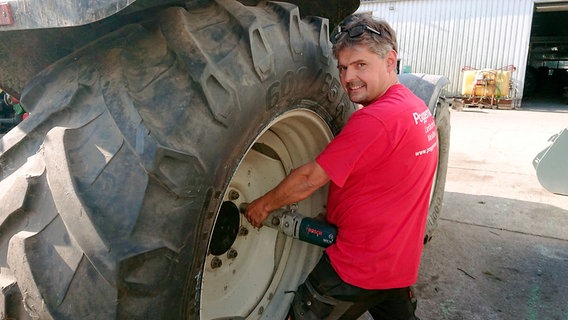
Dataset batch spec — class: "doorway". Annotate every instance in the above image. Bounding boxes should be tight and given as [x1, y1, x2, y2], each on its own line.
[524, 2, 568, 106]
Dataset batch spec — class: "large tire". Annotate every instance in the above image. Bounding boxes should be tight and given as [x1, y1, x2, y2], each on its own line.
[398, 73, 450, 243]
[0, 2, 356, 319]
[424, 96, 451, 242]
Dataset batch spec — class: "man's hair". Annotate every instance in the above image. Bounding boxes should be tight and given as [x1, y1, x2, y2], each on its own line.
[332, 13, 398, 59]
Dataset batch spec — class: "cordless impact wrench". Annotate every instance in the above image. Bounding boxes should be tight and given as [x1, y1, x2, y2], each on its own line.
[240, 203, 337, 248]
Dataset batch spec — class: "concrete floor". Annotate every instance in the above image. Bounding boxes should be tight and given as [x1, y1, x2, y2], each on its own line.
[413, 100, 568, 320]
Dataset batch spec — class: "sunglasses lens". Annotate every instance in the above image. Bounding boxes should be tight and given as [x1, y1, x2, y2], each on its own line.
[348, 25, 366, 38]
[330, 24, 380, 44]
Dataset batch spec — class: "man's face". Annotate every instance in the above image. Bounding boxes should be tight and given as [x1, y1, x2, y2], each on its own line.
[337, 45, 396, 106]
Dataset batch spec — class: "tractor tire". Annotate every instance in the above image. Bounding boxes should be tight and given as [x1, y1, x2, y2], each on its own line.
[397, 73, 450, 243]
[424, 96, 451, 242]
[0, 1, 355, 319]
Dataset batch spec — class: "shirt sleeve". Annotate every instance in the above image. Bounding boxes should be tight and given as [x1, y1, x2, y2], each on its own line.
[316, 112, 388, 187]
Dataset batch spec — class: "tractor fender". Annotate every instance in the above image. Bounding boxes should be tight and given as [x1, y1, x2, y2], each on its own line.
[0, 0, 359, 97]
[0, 0, 358, 31]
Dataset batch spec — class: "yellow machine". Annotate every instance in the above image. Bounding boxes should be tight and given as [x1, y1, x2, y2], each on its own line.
[460, 65, 518, 109]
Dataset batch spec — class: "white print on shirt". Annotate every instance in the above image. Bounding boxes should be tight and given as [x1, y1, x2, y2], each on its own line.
[415, 141, 437, 156]
[425, 121, 435, 135]
[413, 108, 437, 157]
[413, 109, 432, 124]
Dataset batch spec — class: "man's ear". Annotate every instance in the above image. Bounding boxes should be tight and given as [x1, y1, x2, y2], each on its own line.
[386, 50, 398, 72]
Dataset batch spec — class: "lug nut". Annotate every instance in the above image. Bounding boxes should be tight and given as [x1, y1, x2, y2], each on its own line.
[211, 257, 222, 269]
[227, 248, 238, 259]
[258, 306, 264, 315]
[271, 216, 280, 226]
[238, 226, 249, 236]
[228, 190, 240, 200]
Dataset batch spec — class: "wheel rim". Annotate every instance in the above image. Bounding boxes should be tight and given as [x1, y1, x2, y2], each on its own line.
[200, 109, 334, 319]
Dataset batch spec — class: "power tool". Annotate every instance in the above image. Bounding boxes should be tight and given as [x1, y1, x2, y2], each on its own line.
[240, 203, 337, 248]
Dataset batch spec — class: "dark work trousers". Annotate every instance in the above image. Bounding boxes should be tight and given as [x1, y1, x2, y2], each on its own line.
[291, 253, 419, 320]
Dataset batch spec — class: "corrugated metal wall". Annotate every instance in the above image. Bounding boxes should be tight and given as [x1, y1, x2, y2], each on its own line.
[357, 0, 535, 97]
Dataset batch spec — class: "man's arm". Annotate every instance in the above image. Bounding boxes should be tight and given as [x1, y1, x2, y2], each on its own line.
[245, 161, 330, 228]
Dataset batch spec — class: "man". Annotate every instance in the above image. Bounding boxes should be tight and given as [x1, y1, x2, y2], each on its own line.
[245, 13, 438, 320]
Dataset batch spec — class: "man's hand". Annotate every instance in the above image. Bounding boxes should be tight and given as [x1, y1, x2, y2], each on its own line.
[245, 199, 270, 228]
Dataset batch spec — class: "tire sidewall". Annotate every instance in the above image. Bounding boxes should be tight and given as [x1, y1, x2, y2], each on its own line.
[425, 99, 450, 241]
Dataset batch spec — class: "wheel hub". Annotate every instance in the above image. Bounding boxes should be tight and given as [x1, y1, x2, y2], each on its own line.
[209, 201, 240, 256]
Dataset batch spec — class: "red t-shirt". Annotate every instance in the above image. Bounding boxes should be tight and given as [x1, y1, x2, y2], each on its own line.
[316, 84, 438, 290]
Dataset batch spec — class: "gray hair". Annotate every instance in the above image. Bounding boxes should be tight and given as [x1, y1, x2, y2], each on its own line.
[331, 13, 398, 59]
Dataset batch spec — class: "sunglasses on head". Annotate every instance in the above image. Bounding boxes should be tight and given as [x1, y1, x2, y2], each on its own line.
[330, 24, 382, 44]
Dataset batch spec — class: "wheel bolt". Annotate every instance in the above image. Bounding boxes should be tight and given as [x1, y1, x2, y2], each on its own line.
[258, 306, 264, 315]
[227, 248, 238, 259]
[271, 216, 280, 226]
[211, 257, 222, 269]
[229, 190, 240, 200]
[238, 226, 249, 236]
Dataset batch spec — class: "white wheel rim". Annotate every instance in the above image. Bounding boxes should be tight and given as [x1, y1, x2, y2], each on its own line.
[200, 109, 334, 319]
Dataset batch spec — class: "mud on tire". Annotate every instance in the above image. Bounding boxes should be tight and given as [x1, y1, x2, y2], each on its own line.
[0, 1, 355, 319]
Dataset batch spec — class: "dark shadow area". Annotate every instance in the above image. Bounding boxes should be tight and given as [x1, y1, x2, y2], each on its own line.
[441, 192, 568, 242]
[519, 96, 568, 113]
[523, 10, 568, 114]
